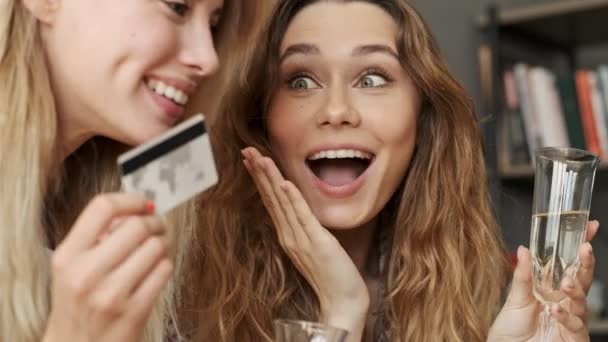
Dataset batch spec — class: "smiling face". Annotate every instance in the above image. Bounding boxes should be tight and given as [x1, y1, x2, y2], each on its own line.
[267, 1, 421, 230]
[41, 0, 223, 146]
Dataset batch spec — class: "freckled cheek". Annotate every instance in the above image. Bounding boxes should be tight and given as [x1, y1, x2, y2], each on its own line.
[378, 116, 417, 195]
[267, 113, 300, 175]
[381, 115, 417, 148]
[269, 136, 300, 179]
[268, 98, 319, 177]
[268, 95, 318, 139]
[361, 97, 417, 146]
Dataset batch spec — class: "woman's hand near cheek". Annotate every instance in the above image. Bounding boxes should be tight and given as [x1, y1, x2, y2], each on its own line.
[43, 193, 173, 342]
[242, 147, 369, 342]
[488, 220, 599, 342]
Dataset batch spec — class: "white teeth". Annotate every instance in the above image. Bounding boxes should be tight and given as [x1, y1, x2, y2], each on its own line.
[308, 149, 373, 161]
[154, 82, 166, 94]
[147, 79, 189, 105]
[165, 86, 176, 98]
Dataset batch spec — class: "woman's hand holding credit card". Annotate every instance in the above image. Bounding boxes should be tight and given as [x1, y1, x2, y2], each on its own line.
[44, 114, 218, 342]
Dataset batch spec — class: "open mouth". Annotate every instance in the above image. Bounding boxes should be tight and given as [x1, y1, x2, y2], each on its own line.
[306, 149, 375, 187]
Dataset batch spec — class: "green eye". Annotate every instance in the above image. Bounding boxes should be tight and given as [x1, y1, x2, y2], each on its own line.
[289, 76, 318, 90]
[359, 74, 388, 88]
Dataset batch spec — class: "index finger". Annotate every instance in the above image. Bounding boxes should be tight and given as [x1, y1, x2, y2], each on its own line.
[58, 193, 153, 255]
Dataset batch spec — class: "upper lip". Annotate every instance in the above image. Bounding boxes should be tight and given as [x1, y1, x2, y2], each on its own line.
[147, 75, 199, 96]
[305, 143, 376, 160]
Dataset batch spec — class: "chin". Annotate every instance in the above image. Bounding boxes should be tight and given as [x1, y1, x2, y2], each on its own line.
[313, 205, 375, 230]
[123, 122, 172, 146]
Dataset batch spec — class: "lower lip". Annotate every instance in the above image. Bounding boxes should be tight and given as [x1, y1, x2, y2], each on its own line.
[145, 83, 185, 122]
[306, 160, 373, 199]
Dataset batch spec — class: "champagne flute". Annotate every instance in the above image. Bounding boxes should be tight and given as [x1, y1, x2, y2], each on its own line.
[273, 319, 348, 342]
[530, 147, 599, 341]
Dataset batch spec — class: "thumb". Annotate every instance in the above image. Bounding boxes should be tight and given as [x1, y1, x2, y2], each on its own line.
[505, 246, 535, 306]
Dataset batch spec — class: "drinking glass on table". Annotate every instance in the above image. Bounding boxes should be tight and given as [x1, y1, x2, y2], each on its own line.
[530, 147, 599, 341]
[273, 319, 348, 342]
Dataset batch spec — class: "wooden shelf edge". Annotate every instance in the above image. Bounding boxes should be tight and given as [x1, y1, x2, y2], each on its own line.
[477, 0, 608, 28]
[590, 319, 608, 334]
[498, 164, 534, 179]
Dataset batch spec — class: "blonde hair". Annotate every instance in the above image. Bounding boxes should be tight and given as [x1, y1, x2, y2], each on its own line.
[0, 0, 264, 341]
[192, 1, 278, 125]
[182, 1, 509, 341]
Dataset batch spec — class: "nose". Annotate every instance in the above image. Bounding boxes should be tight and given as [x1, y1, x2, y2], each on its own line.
[316, 85, 361, 128]
[179, 23, 220, 77]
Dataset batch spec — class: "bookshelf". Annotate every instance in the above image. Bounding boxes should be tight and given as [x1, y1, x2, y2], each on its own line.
[478, 0, 608, 336]
[591, 318, 608, 335]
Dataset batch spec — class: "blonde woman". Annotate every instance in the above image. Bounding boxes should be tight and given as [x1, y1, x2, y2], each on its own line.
[0, 0, 265, 341]
[181, 0, 599, 341]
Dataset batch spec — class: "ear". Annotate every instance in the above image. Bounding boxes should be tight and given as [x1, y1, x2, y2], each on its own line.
[21, 0, 59, 24]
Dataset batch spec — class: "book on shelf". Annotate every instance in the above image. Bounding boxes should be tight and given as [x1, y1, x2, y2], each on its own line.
[513, 63, 541, 163]
[556, 74, 585, 150]
[529, 67, 570, 147]
[500, 63, 608, 174]
[590, 72, 608, 154]
[575, 70, 601, 156]
[600, 66, 608, 119]
[500, 69, 530, 168]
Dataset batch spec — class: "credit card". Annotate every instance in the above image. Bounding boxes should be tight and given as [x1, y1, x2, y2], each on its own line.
[117, 114, 218, 214]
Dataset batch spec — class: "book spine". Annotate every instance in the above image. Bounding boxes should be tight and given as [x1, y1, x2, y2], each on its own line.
[575, 70, 602, 156]
[556, 74, 585, 149]
[535, 67, 570, 147]
[503, 69, 530, 165]
[598, 65, 608, 132]
[514, 63, 540, 158]
[589, 71, 608, 154]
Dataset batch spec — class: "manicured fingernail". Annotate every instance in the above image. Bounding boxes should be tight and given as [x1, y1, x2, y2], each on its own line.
[145, 201, 156, 214]
[594, 220, 600, 228]
[517, 246, 524, 260]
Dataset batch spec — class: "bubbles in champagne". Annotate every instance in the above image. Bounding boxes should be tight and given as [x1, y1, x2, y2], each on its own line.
[530, 211, 587, 304]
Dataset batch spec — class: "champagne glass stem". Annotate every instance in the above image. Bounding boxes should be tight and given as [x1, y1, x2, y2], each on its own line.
[540, 304, 553, 342]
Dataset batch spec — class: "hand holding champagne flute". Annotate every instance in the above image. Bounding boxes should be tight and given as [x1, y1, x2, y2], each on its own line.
[530, 147, 599, 341]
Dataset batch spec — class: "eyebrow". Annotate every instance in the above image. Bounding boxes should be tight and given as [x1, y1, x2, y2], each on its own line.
[279, 43, 400, 64]
[352, 44, 399, 59]
[280, 44, 321, 64]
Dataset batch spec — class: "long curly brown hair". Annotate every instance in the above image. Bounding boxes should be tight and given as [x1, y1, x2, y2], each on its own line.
[179, 1, 509, 341]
